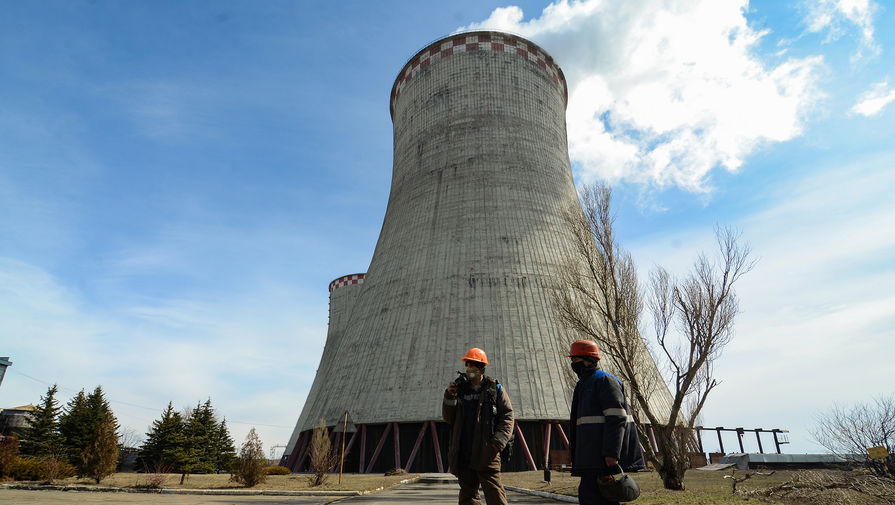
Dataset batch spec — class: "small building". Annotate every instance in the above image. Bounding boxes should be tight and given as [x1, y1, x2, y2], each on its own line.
[0, 404, 35, 437]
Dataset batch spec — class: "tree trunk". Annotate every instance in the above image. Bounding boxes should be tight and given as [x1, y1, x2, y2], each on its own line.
[653, 425, 689, 490]
[658, 455, 685, 490]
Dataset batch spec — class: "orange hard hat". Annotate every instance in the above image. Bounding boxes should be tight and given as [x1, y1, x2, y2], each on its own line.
[461, 348, 488, 366]
[568, 339, 600, 360]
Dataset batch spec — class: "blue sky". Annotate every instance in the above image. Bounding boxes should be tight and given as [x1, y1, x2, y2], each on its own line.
[1, 0, 893, 458]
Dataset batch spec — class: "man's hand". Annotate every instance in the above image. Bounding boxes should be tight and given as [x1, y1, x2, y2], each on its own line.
[445, 382, 457, 398]
[604, 456, 618, 469]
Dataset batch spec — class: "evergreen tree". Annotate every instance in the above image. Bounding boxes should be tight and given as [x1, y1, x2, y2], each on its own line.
[58, 390, 90, 464]
[137, 402, 187, 472]
[59, 386, 119, 476]
[19, 384, 63, 458]
[214, 418, 236, 472]
[80, 411, 119, 483]
[230, 427, 267, 487]
[179, 401, 213, 482]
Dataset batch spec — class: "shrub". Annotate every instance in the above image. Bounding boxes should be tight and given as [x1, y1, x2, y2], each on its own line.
[265, 465, 291, 475]
[42, 455, 76, 482]
[307, 419, 332, 487]
[8, 458, 45, 481]
[0, 435, 20, 477]
[7, 457, 76, 481]
[230, 428, 267, 487]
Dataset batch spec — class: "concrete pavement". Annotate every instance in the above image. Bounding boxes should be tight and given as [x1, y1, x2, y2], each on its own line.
[0, 480, 575, 504]
[332, 481, 572, 504]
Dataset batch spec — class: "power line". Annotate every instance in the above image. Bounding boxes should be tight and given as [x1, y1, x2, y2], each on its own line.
[6, 368, 291, 429]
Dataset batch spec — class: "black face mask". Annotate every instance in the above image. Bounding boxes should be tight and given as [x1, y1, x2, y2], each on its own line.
[571, 360, 597, 378]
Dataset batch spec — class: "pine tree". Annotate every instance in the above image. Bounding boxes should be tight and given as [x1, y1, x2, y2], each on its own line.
[214, 418, 236, 472]
[19, 384, 63, 458]
[58, 390, 90, 465]
[137, 402, 187, 472]
[59, 386, 119, 476]
[80, 411, 119, 483]
[179, 401, 212, 482]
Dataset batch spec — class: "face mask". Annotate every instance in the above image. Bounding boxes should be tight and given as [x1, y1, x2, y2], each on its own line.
[571, 360, 596, 378]
[466, 370, 480, 380]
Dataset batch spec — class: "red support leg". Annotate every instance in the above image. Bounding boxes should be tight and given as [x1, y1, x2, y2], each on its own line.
[515, 423, 537, 471]
[554, 423, 570, 449]
[393, 422, 401, 470]
[287, 431, 308, 471]
[543, 422, 552, 469]
[344, 428, 360, 459]
[297, 430, 313, 472]
[404, 422, 429, 472]
[359, 425, 367, 473]
[330, 430, 342, 469]
[366, 423, 393, 473]
[430, 421, 444, 473]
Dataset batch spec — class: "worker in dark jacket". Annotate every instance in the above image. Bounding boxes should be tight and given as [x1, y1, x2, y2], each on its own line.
[568, 339, 644, 505]
[444, 347, 514, 505]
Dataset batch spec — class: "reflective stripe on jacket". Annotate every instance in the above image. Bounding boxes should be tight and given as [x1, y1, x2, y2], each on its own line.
[569, 367, 645, 476]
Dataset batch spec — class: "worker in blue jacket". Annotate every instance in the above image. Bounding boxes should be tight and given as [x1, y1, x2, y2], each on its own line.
[568, 339, 644, 504]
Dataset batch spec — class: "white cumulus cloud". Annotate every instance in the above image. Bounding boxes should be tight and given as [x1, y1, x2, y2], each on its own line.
[851, 80, 895, 116]
[461, 0, 824, 192]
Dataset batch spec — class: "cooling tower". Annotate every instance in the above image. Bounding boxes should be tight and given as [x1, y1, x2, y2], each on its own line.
[283, 31, 671, 473]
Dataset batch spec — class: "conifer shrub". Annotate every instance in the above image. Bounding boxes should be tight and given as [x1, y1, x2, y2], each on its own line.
[7, 457, 75, 481]
[230, 428, 267, 487]
[265, 465, 291, 475]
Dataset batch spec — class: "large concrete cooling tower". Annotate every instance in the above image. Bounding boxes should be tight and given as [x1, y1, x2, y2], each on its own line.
[283, 31, 670, 473]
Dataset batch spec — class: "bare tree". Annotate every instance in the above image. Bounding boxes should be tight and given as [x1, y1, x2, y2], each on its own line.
[553, 182, 755, 490]
[811, 394, 895, 477]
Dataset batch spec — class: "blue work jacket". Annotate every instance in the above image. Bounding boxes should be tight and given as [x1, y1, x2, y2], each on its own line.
[569, 366, 645, 476]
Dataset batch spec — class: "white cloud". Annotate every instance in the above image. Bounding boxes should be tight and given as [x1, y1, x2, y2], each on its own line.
[803, 0, 880, 60]
[851, 80, 895, 116]
[461, 0, 824, 192]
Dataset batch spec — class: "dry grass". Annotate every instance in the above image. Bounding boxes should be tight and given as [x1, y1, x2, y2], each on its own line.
[502, 469, 893, 505]
[15, 469, 893, 504]
[37, 472, 415, 492]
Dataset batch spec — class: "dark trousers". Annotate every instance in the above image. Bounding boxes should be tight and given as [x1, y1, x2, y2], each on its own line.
[457, 465, 508, 505]
[578, 474, 619, 505]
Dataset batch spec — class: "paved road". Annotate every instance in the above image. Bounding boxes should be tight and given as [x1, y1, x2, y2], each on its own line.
[0, 482, 571, 504]
[333, 482, 568, 504]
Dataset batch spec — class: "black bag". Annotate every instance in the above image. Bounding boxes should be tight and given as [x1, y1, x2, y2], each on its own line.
[597, 466, 640, 502]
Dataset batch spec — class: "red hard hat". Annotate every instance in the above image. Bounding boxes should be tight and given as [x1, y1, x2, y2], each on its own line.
[461, 348, 488, 366]
[568, 339, 600, 360]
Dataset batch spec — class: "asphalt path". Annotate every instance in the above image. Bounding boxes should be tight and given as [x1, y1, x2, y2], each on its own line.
[0, 482, 572, 504]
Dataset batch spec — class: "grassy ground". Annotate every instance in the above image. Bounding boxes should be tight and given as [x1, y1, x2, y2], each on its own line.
[20, 472, 416, 492]
[501, 469, 892, 505]
[9, 469, 892, 503]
